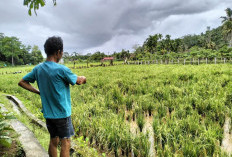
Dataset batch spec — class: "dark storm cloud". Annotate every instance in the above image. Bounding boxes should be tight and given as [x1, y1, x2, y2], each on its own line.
[113, 0, 219, 34]
[0, 0, 231, 54]
[38, 0, 221, 48]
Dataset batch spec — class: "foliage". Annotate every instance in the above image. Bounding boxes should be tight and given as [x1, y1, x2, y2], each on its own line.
[113, 49, 130, 61]
[73, 136, 102, 157]
[31, 45, 43, 65]
[0, 33, 42, 66]
[0, 108, 15, 148]
[221, 8, 232, 47]
[23, 0, 56, 16]
[89, 51, 106, 61]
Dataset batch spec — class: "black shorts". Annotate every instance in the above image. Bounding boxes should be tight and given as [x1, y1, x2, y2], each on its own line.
[46, 116, 75, 139]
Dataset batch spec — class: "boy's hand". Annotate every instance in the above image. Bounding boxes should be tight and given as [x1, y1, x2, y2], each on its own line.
[76, 76, 86, 85]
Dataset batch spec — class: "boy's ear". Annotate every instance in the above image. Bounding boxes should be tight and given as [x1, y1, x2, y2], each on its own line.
[58, 50, 62, 54]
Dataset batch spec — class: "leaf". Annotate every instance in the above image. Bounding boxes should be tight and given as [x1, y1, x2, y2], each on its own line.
[2, 126, 13, 131]
[0, 137, 12, 148]
[0, 123, 8, 131]
[4, 115, 15, 120]
[23, 0, 29, 6]
[40, 0, 45, 6]
[28, 8, 32, 16]
[0, 132, 9, 137]
[34, 8, 37, 16]
[29, 2, 34, 9]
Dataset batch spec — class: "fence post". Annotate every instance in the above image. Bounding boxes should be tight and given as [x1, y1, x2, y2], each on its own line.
[178, 59, 179, 64]
[224, 58, 226, 64]
[215, 57, 217, 64]
[206, 58, 208, 64]
[156, 60, 158, 64]
[161, 60, 163, 64]
[184, 59, 186, 65]
[198, 59, 200, 65]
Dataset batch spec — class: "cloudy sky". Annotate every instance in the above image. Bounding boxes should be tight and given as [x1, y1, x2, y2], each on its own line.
[0, 0, 231, 56]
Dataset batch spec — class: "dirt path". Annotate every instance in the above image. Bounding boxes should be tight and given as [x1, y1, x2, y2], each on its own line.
[222, 117, 232, 155]
[0, 103, 49, 157]
[143, 116, 155, 157]
[9, 99, 20, 114]
[125, 112, 156, 157]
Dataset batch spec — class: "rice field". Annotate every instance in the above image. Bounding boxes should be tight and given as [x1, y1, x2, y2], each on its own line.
[0, 63, 231, 156]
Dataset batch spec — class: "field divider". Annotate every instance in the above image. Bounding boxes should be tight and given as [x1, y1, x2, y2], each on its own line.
[143, 116, 155, 157]
[6, 95, 47, 129]
[5, 95, 77, 154]
[222, 116, 232, 155]
[0, 103, 49, 157]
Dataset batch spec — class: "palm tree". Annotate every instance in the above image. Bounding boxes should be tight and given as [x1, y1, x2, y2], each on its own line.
[221, 8, 232, 47]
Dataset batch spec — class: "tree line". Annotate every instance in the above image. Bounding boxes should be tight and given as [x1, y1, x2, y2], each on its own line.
[0, 33, 43, 66]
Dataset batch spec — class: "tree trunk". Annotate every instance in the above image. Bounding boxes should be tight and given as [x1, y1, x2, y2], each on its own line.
[12, 55, 14, 66]
[230, 31, 232, 47]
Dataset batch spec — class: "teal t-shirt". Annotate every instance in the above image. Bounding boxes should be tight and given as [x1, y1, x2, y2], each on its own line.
[23, 61, 77, 119]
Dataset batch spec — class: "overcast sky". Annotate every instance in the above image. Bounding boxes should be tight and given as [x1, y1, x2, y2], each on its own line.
[0, 0, 231, 56]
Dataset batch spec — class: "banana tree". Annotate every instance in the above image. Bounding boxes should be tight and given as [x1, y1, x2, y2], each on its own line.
[221, 8, 232, 47]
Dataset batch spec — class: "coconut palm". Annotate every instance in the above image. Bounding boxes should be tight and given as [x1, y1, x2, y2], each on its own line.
[221, 8, 232, 47]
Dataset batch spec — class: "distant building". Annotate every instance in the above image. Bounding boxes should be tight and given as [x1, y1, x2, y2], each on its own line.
[102, 57, 114, 61]
[101, 57, 114, 65]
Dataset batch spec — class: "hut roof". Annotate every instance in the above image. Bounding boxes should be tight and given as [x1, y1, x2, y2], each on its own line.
[102, 57, 114, 60]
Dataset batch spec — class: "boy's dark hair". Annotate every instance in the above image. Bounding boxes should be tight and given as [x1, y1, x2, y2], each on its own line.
[44, 36, 63, 56]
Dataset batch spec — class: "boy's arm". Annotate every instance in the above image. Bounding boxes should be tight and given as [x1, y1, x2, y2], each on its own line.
[76, 76, 86, 85]
[18, 79, 40, 95]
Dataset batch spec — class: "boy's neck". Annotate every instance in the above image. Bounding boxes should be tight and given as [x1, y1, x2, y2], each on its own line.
[46, 56, 58, 63]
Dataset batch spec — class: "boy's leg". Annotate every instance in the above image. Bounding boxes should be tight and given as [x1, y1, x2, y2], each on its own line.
[60, 138, 71, 157]
[46, 116, 74, 157]
[48, 136, 59, 157]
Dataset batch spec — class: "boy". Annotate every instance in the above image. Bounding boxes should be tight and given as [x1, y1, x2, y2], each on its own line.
[18, 36, 86, 157]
